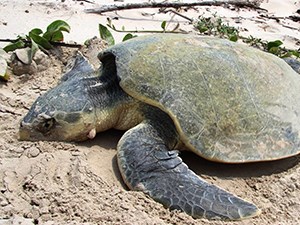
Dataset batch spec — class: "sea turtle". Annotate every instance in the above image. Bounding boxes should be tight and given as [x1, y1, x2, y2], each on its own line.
[19, 34, 300, 220]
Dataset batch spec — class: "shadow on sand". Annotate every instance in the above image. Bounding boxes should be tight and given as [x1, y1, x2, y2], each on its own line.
[79, 129, 300, 180]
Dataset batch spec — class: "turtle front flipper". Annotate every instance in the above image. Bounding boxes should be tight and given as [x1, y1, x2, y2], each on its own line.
[117, 110, 260, 220]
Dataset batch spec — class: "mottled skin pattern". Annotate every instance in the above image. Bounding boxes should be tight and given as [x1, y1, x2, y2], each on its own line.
[19, 34, 300, 220]
[117, 107, 258, 219]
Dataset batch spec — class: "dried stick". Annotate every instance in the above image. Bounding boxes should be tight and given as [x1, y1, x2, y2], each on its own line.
[162, 9, 194, 22]
[76, 0, 95, 4]
[0, 39, 82, 48]
[85, 1, 263, 14]
[107, 24, 188, 34]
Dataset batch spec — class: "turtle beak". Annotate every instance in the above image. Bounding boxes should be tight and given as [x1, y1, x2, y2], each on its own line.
[19, 120, 39, 141]
[19, 121, 30, 140]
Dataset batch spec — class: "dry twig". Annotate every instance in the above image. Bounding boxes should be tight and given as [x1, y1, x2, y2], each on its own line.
[85, 1, 263, 14]
[0, 39, 82, 48]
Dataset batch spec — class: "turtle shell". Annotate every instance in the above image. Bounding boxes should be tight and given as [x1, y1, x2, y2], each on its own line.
[98, 34, 300, 163]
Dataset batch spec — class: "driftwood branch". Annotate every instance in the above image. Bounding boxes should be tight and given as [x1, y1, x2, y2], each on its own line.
[0, 39, 82, 48]
[289, 15, 300, 22]
[162, 9, 194, 22]
[85, 1, 263, 14]
[259, 14, 300, 23]
[107, 24, 188, 34]
[76, 0, 95, 4]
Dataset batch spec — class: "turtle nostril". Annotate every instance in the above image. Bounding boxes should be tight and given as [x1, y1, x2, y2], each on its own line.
[20, 121, 25, 128]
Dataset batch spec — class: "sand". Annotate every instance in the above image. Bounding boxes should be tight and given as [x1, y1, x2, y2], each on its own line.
[0, 0, 300, 224]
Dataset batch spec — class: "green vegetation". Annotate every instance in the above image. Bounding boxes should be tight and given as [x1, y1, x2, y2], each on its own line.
[196, 14, 239, 42]
[0, 15, 299, 82]
[99, 20, 138, 47]
[195, 14, 299, 58]
[98, 15, 299, 59]
[98, 18, 183, 46]
[3, 20, 70, 55]
[0, 20, 70, 81]
[244, 36, 299, 58]
[99, 23, 115, 46]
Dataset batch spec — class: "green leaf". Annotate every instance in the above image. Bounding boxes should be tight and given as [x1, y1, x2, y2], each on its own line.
[30, 39, 39, 63]
[46, 20, 70, 33]
[122, 33, 137, 42]
[30, 28, 43, 36]
[229, 34, 238, 42]
[268, 47, 279, 55]
[99, 24, 115, 46]
[161, 21, 167, 31]
[49, 30, 64, 42]
[267, 40, 283, 51]
[43, 20, 70, 41]
[3, 40, 26, 52]
[29, 32, 53, 49]
[26, 29, 41, 62]
[289, 50, 300, 58]
[47, 20, 71, 33]
[198, 26, 208, 33]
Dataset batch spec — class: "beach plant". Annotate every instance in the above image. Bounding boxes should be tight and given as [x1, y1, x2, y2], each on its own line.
[1, 15, 298, 82]
[99, 17, 182, 46]
[196, 14, 239, 42]
[244, 36, 299, 58]
[0, 20, 70, 81]
[99, 20, 138, 47]
[3, 20, 70, 57]
[195, 15, 299, 58]
[99, 23, 115, 46]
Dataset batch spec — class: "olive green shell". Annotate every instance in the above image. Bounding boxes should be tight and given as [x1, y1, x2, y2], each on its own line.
[98, 34, 300, 163]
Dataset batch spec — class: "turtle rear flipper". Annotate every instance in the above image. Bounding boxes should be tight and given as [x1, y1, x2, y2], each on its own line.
[117, 110, 260, 220]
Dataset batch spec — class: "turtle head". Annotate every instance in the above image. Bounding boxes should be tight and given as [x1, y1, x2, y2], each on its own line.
[19, 54, 98, 142]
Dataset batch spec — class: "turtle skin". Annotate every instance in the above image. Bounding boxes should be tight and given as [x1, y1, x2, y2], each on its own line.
[20, 34, 300, 220]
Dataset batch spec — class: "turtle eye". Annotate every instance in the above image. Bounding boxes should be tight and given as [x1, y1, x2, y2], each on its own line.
[39, 118, 55, 133]
[44, 118, 54, 128]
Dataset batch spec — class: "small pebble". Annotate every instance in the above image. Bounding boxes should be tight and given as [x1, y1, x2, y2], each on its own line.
[26, 147, 40, 158]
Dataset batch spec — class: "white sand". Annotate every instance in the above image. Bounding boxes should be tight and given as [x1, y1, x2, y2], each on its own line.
[0, 0, 299, 48]
[0, 1, 300, 225]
